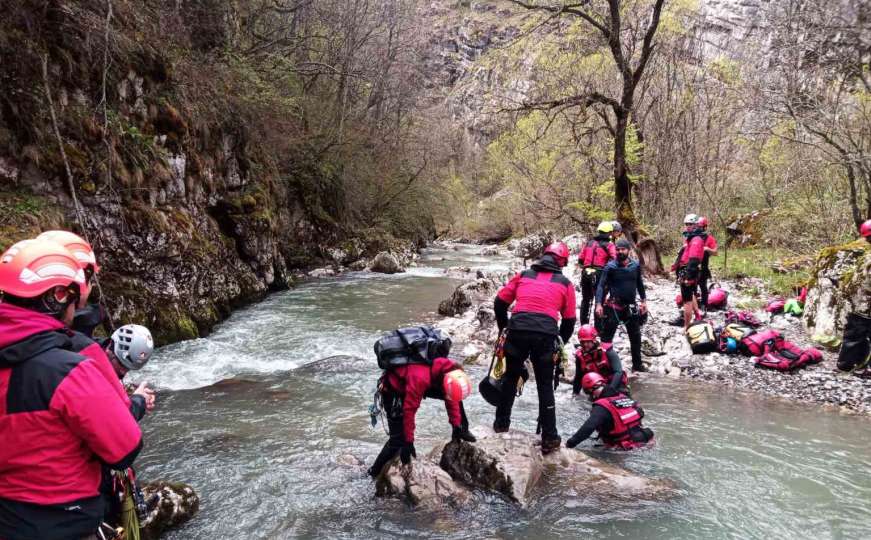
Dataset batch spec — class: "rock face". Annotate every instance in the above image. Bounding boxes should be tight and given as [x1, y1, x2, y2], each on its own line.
[508, 231, 554, 263]
[726, 210, 770, 247]
[140, 481, 200, 540]
[804, 241, 871, 340]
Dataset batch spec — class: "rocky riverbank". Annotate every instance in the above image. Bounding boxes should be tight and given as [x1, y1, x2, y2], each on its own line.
[433, 237, 871, 416]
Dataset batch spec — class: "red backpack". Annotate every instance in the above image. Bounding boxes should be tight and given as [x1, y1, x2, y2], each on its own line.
[755, 341, 823, 371]
[740, 329, 782, 357]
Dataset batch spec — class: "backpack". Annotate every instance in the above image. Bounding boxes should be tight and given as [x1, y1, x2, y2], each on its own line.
[725, 310, 762, 328]
[740, 329, 782, 357]
[755, 341, 823, 371]
[686, 322, 717, 354]
[374, 326, 451, 370]
[722, 323, 755, 342]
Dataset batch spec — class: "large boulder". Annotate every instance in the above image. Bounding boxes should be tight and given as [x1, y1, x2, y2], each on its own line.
[438, 278, 498, 316]
[140, 481, 199, 540]
[375, 455, 471, 509]
[509, 232, 554, 262]
[369, 251, 405, 274]
[439, 430, 676, 507]
[803, 241, 871, 341]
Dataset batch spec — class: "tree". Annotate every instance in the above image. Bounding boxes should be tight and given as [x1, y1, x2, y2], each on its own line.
[506, 0, 667, 234]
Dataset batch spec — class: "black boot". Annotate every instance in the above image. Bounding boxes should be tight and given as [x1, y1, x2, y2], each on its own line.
[493, 417, 510, 433]
[541, 436, 562, 455]
[633, 363, 649, 372]
[452, 425, 477, 442]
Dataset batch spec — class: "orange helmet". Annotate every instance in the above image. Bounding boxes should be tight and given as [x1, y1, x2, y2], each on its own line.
[443, 370, 472, 402]
[36, 230, 100, 276]
[0, 239, 88, 301]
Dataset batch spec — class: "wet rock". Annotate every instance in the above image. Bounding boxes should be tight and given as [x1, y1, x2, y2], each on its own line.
[375, 456, 471, 509]
[336, 454, 365, 467]
[307, 267, 336, 278]
[140, 481, 199, 540]
[511, 232, 554, 262]
[439, 430, 676, 507]
[438, 278, 498, 316]
[369, 252, 405, 274]
[480, 245, 500, 257]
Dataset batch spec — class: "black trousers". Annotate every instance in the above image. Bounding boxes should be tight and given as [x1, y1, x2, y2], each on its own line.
[699, 276, 710, 307]
[579, 268, 601, 325]
[599, 305, 643, 370]
[494, 330, 559, 440]
[837, 312, 871, 371]
[369, 388, 469, 476]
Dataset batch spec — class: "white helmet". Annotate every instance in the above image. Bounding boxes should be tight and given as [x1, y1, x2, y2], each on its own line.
[683, 213, 699, 225]
[111, 324, 154, 370]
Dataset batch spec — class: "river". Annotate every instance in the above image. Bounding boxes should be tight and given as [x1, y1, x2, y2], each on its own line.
[136, 244, 871, 539]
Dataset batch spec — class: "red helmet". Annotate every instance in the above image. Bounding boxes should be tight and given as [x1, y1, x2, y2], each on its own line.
[0, 239, 88, 300]
[543, 242, 569, 266]
[698, 216, 709, 229]
[36, 230, 100, 275]
[443, 369, 472, 401]
[577, 324, 599, 342]
[708, 287, 728, 308]
[581, 372, 606, 394]
[861, 219, 871, 238]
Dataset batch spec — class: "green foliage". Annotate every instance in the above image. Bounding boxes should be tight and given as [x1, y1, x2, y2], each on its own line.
[710, 247, 811, 296]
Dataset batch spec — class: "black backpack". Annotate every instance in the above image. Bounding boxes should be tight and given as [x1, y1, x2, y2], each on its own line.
[374, 326, 452, 370]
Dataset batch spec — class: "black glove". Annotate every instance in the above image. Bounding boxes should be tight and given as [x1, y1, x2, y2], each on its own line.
[400, 442, 416, 465]
[566, 435, 581, 449]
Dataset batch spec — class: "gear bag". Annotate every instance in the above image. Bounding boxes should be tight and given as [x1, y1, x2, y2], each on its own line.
[374, 326, 451, 369]
[755, 340, 823, 371]
[722, 323, 755, 342]
[686, 322, 717, 354]
[725, 310, 762, 328]
[740, 328, 782, 357]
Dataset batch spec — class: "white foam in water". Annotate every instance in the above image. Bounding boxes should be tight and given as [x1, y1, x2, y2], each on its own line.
[137, 245, 513, 390]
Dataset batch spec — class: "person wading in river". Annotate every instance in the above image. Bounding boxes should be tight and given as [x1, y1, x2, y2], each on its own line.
[595, 239, 648, 372]
[572, 325, 628, 396]
[566, 372, 654, 451]
[368, 349, 475, 478]
[837, 219, 871, 376]
[493, 242, 576, 454]
[0, 239, 142, 540]
[578, 222, 617, 326]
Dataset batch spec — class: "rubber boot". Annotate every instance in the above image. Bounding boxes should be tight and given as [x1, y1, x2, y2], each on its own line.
[452, 425, 477, 443]
[541, 436, 562, 455]
[493, 416, 510, 433]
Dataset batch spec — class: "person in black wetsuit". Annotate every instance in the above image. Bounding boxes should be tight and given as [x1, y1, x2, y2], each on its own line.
[595, 239, 648, 372]
[566, 372, 653, 451]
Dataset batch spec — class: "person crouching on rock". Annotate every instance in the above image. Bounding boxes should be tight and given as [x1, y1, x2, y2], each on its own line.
[572, 325, 628, 397]
[566, 373, 654, 451]
[493, 242, 576, 455]
[367, 355, 475, 478]
[837, 219, 871, 376]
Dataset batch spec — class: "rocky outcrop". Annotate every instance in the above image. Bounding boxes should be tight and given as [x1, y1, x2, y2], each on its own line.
[726, 210, 770, 247]
[140, 481, 199, 540]
[508, 231, 554, 262]
[803, 241, 871, 341]
[375, 430, 675, 509]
